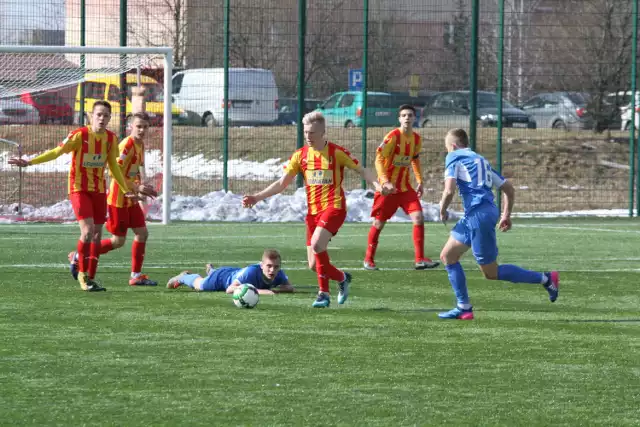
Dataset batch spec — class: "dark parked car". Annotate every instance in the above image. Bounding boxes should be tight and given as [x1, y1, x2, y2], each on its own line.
[276, 97, 322, 125]
[20, 91, 73, 124]
[521, 92, 593, 130]
[420, 90, 536, 129]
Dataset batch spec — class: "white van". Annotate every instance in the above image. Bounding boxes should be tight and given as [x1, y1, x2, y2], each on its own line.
[171, 68, 279, 127]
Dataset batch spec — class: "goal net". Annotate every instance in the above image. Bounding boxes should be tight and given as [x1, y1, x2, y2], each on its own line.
[0, 45, 173, 224]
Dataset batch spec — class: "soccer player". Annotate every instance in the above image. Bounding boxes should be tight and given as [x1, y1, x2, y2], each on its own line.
[242, 111, 384, 308]
[8, 101, 135, 292]
[166, 249, 294, 294]
[364, 104, 440, 271]
[68, 112, 157, 286]
[437, 128, 559, 320]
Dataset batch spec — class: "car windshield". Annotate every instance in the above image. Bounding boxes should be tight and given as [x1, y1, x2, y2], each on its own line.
[478, 93, 514, 109]
[126, 83, 164, 102]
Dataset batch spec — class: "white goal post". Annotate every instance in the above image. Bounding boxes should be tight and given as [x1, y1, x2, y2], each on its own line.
[0, 45, 174, 224]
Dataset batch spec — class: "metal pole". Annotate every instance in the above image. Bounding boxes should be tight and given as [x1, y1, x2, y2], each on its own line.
[222, 0, 230, 192]
[361, 0, 369, 189]
[119, 0, 127, 139]
[630, 0, 638, 217]
[162, 51, 173, 225]
[296, 0, 307, 189]
[469, 0, 479, 151]
[496, 0, 505, 213]
[79, 0, 85, 126]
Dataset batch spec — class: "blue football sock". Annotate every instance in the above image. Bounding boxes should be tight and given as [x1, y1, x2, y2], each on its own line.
[445, 262, 469, 306]
[181, 274, 202, 289]
[497, 264, 543, 284]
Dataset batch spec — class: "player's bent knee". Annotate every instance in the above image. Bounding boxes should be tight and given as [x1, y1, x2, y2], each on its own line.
[308, 260, 316, 271]
[481, 270, 499, 280]
[373, 219, 385, 229]
[134, 228, 149, 241]
[112, 237, 126, 249]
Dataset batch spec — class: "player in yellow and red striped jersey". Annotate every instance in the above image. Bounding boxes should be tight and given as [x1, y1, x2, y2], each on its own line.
[364, 104, 440, 271]
[9, 101, 136, 292]
[242, 111, 386, 308]
[68, 112, 157, 286]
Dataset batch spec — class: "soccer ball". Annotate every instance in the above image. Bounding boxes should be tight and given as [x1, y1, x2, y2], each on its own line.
[232, 284, 260, 309]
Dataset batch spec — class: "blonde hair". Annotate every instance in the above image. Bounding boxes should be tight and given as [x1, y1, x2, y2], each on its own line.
[302, 111, 326, 128]
[262, 248, 281, 263]
[446, 128, 469, 147]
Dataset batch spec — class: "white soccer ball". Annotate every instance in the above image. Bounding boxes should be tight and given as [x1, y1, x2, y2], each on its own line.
[232, 284, 260, 309]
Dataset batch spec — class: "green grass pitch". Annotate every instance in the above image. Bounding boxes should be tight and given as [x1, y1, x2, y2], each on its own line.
[0, 219, 639, 426]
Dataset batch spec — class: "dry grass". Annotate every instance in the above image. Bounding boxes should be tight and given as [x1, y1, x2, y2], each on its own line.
[1, 124, 637, 212]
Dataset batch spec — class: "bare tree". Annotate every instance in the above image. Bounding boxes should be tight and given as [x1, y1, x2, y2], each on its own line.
[127, 0, 188, 68]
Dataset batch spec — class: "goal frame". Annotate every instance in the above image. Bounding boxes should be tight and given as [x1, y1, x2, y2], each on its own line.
[0, 45, 174, 224]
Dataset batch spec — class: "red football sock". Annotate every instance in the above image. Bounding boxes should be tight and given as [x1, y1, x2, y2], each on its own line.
[77, 240, 90, 273]
[99, 239, 114, 255]
[131, 240, 146, 273]
[314, 251, 345, 294]
[88, 241, 101, 279]
[413, 224, 425, 263]
[365, 226, 382, 261]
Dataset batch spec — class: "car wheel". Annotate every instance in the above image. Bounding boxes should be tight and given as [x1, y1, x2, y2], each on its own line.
[204, 113, 217, 127]
[345, 120, 355, 128]
[552, 120, 567, 130]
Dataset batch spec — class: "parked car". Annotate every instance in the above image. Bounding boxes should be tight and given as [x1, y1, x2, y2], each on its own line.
[172, 68, 279, 127]
[315, 91, 419, 128]
[75, 73, 188, 127]
[276, 97, 322, 125]
[20, 91, 73, 124]
[0, 86, 40, 125]
[420, 91, 536, 129]
[520, 92, 592, 130]
[607, 91, 640, 130]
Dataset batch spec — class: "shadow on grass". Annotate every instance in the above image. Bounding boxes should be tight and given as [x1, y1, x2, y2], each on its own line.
[369, 307, 448, 313]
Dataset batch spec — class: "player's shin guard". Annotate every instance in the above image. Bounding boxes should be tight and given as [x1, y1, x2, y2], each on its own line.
[365, 226, 382, 261]
[99, 239, 114, 255]
[88, 241, 101, 279]
[412, 224, 425, 263]
[132, 240, 146, 273]
[77, 240, 90, 273]
[445, 262, 469, 306]
[497, 264, 544, 284]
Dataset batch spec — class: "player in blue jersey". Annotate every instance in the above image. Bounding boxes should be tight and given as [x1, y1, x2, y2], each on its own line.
[166, 249, 295, 295]
[437, 128, 559, 320]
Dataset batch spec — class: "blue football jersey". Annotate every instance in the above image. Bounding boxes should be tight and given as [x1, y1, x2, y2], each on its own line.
[231, 264, 288, 290]
[444, 148, 505, 214]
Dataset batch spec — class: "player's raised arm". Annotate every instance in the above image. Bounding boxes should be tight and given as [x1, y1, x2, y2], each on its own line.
[9, 131, 82, 167]
[243, 151, 301, 208]
[242, 173, 295, 208]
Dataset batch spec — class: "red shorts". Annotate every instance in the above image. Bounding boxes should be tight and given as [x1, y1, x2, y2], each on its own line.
[305, 208, 347, 246]
[70, 192, 107, 224]
[371, 190, 422, 221]
[106, 204, 147, 236]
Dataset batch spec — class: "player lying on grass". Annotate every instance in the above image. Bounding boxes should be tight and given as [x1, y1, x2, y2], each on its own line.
[242, 111, 387, 308]
[8, 101, 136, 292]
[166, 249, 295, 294]
[68, 112, 158, 286]
[438, 128, 559, 320]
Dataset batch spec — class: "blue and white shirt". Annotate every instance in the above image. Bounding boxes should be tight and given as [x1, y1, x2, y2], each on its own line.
[445, 148, 506, 214]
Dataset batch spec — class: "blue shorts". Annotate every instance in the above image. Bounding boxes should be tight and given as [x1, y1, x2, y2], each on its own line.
[451, 207, 499, 265]
[200, 269, 228, 292]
